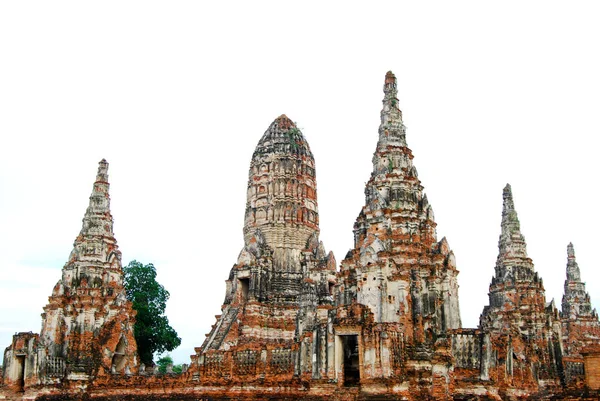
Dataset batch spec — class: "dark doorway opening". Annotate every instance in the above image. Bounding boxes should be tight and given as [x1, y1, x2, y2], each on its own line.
[16, 355, 25, 392]
[239, 278, 249, 302]
[342, 335, 360, 386]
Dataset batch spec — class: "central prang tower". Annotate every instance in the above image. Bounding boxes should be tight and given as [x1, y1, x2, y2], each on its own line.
[196, 115, 336, 377]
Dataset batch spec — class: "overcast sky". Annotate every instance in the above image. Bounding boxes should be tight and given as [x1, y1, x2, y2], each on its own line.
[1, 2, 599, 364]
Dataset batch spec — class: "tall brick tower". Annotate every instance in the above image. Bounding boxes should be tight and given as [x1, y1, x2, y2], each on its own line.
[331, 72, 461, 392]
[338, 71, 461, 339]
[560, 243, 600, 383]
[480, 185, 548, 336]
[479, 184, 562, 386]
[197, 115, 336, 377]
[39, 160, 138, 377]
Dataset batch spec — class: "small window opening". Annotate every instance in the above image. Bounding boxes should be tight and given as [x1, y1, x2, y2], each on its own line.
[328, 282, 335, 295]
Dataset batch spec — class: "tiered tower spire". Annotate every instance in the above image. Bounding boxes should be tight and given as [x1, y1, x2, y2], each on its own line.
[561, 243, 600, 361]
[481, 184, 546, 335]
[564, 243, 582, 286]
[40, 160, 137, 376]
[494, 184, 533, 279]
[479, 185, 563, 384]
[339, 71, 461, 344]
[378, 71, 405, 147]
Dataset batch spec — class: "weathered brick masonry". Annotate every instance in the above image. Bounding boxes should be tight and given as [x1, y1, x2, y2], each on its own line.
[2, 72, 599, 400]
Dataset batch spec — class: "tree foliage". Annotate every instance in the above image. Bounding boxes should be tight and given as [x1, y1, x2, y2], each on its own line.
[156, 355, 182, 374]
[123, 260, 181, 366]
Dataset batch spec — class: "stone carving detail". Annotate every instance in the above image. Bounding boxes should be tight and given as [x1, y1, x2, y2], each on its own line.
[203, 353, 224, 377]
[389, 331, 404, 372]
[269, 348, 293, 374]
[451, 330, 481, 369]
[45, 357, 66, 377]
[233, 350, 258, 376]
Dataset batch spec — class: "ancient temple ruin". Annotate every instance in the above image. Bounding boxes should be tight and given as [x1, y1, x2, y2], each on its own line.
[2, 160, 138, 392]
[2, 72, 600, 400]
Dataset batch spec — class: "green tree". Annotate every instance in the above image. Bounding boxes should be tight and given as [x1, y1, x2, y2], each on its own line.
[156, 355, 182, 374]
[123, 260, 181, 366]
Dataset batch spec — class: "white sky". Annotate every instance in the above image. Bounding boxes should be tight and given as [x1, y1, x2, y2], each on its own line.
[1, 2, 599, 364]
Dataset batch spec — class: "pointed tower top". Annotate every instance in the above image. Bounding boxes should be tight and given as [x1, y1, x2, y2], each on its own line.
[273, 114, 296, 130]
[97, 159, 109, 183]
[382, 71, 400, 112]
[503, 183, 513, 203]
[61, 159, 121, 284]
[495, 184, 530, 274]
[384, 71, 397, 86]
[255, 115, 311, 159]
[79, 159, 114, 239]
[566, 242, 581, 282]
[568, 242, 575, 258]
[562, 242, 598, 325]
[378, 71, 405, 147]
[501, 183, 521, 236]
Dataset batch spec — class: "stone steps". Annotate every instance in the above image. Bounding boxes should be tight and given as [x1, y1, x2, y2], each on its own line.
[208, 307, 239, 350]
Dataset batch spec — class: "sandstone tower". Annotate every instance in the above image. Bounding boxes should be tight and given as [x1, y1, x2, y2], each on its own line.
[2, 160, 138, 391]
[331, 71, 461, 393]
[560, 243, 600, 383]
[39, 159, 138, 377]
[338, 71, 461, 336]
[196, 115, 336, 377]
[480, 184, 549, 337]
[479, 184, 562, 387]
